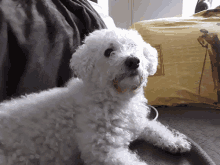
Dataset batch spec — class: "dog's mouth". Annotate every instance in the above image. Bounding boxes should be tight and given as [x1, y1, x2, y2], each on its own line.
[112, 70, 143, 93]
[128, 70, 139, 77]
[114, 70, 139, 81]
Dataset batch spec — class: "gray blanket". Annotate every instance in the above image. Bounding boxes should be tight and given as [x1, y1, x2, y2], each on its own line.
[0, 0, 106, 101]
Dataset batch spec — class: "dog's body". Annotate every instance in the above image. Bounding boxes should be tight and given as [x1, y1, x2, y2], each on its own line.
[0, 28, 191, 165]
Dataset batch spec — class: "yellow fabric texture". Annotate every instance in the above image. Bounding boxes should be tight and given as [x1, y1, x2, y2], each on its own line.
[130, 9, 220, 106]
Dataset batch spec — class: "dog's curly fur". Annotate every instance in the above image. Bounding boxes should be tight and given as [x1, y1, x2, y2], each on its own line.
[0, 28, 191, 165]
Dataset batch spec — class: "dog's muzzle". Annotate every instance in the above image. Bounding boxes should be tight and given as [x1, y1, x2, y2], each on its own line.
[112, 56, 143, 93]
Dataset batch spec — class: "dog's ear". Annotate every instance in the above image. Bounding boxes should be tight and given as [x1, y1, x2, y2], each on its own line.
[70, 43, 94, 80]
[143, 42, 158, 76]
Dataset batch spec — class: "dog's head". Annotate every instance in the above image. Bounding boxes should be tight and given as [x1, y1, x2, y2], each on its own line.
[70, 28, 158, 93]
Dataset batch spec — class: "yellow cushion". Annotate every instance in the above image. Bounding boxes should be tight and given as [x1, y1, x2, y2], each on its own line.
[130, 10, 220, 106]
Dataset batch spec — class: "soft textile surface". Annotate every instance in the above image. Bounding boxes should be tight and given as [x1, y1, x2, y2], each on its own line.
[130, 9, 220, 106]
[130, 137, 216, 165]
[129, 105, 219, 165]
[157, 105, 220, 165]
[0, 0, 106, 101]
[73, 137, 217, 165]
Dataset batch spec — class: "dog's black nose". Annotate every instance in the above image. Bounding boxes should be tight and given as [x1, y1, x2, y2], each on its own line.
[125, 57, 140, 70]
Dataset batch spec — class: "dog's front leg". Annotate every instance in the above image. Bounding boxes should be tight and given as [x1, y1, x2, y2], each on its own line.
[139, 120, 191, 153]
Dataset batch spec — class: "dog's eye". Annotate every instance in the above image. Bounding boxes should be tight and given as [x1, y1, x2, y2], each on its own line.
[104, 48, 114, 57]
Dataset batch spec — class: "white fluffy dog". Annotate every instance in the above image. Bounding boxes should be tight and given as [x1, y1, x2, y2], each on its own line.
[0, 28, 191, 165]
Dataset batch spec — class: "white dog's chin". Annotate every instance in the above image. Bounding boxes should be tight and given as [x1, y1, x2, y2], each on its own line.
[113, 74, 143, 93]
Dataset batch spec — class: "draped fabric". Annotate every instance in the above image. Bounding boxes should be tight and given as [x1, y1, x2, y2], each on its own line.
[0, 0, 106, 101]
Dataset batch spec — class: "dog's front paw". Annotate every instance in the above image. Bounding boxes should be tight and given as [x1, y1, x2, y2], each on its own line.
[168, 130, 191, 154]
[163, 130, 191, 154]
